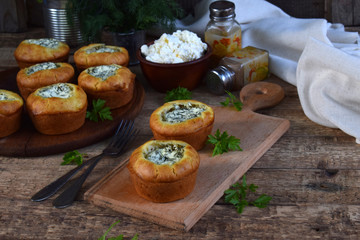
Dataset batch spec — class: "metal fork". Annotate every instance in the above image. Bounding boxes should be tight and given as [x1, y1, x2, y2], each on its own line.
[31, 119, 138, 208]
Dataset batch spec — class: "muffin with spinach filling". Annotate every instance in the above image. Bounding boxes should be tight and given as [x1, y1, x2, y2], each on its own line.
[26, 83, 87, 135]
[127, 140, 200, 203]
[78, 64, 135, 109]
[150, 100, 214, 150]
[74, 43, 129, 71]
[14, 38, 70, 69]
[0, 90, 23, 138]
[16, 62, 74, 100]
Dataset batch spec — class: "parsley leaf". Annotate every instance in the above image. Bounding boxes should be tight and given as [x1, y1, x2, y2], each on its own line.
[207, 129, 242, 156]
[98, 220, 138, 240]
[86, 99, 113, 122]
[61, 150, 85, 166]
[164, 86, 192, 102]
[220, 90, 243, 111]
[224, 175, 272, 214]
[252, 194, 273, 208]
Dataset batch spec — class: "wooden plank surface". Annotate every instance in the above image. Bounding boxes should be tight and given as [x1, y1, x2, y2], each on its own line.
[0, 0, 28, 33]
[1, 28, 360, 239]
[265, 0, 360, 26]
[354, 0, 360, 25]
[0, 68, 145, 157]
[85, 98, 290, 231]
[267, 0, 325, 19]
[1, 73, 360, 238]
[330, 0, 354, 25]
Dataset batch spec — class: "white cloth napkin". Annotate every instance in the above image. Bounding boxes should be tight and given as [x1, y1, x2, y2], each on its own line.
[175, 0, 360, 143]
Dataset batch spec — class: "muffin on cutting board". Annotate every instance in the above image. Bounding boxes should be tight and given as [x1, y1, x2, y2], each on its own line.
[127, 140, 200, 203]
[150, 100, 214, 150]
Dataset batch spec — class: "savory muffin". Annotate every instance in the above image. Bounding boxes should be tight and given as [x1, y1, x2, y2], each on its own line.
[149, 100, 214, 150]
[127, 140, 200, 203]
[0, 90, 23, 138]
[16, 62, 74, 100]
[14, 38, 70, 69]
[26, 83, 87, 135]
[78, 64, 135, 109]
[74, 43, 129, 71]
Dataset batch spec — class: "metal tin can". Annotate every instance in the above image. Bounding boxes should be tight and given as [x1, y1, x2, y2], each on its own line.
[43, 0, 83, 47]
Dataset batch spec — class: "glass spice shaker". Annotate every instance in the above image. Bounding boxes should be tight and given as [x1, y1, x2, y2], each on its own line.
[206, 46, 269, 95]
[204, 0, 242, 67]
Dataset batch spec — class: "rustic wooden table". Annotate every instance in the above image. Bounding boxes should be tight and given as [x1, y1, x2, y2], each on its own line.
[1, 29, 360, 239]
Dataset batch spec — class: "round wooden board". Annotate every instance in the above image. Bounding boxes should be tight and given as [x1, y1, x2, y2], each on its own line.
[0, 68, 145, 157]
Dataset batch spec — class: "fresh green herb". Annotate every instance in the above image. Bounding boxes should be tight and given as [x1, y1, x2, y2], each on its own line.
[86, 99, 113, 122]
[207, 129, 242, 156]
[164, 87, 192, 102]
[220, 90, 243, 111]
[61, 150, 85, 166]
[98, 220, 138, 240]
[224, 175, 272, 214]
[66, 0, 183, 43]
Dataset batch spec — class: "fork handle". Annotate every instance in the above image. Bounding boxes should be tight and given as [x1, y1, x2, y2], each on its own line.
[31, 155, 100, 202]
[52, 154, 104, 208]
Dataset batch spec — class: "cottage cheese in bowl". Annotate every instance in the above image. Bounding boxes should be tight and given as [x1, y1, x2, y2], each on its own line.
[140, 30, 208, 64]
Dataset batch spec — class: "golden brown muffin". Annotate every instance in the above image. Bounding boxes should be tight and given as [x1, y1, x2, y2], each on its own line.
[14, 38, 70, 69]
[26, 83, 87, 135]
[74, 43, 129, 71]
[127, 140, 200, 203]
[149, 100, 214, 150]
[0, 90, 23, 138]
[16, 62, 75, 100]
[78, 64, 135, 109]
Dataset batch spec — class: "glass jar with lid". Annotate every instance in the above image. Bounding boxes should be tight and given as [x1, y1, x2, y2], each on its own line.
[205, 0, 242, 67]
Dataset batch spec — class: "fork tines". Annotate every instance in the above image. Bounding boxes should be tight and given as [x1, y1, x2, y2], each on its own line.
[105, 119, 138, 155]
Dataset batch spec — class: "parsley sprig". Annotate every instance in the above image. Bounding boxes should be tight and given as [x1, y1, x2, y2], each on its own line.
[98, 220, 138, 240]
[61, 150, 85, 166]
[86, 99, 113, 122]
[207, 129, 242, 156]
[220, 90, 243, 111]
[225, 175, 272, 214]
[164, 86, 192, 102]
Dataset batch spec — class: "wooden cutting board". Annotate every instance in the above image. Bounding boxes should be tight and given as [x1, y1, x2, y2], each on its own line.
[84, 82, 290, 231]
[0, 68, 145, 157]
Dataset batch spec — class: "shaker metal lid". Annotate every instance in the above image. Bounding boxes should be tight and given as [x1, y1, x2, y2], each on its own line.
[209, 1, 236, 19]
[206, 65, 235, 95]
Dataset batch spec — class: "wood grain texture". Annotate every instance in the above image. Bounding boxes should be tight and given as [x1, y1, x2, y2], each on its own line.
[84, 82, 290, 231]
[0, 68, 145, 157]
[267, 0, 325, 18]
[330, 0, 354, 26]
[2, 72, 360, 238]
[1, 29, 360, 239]
[0, 0, 28, 33]
[265, 0, 360, 26]
[354, 0, 360, 25]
